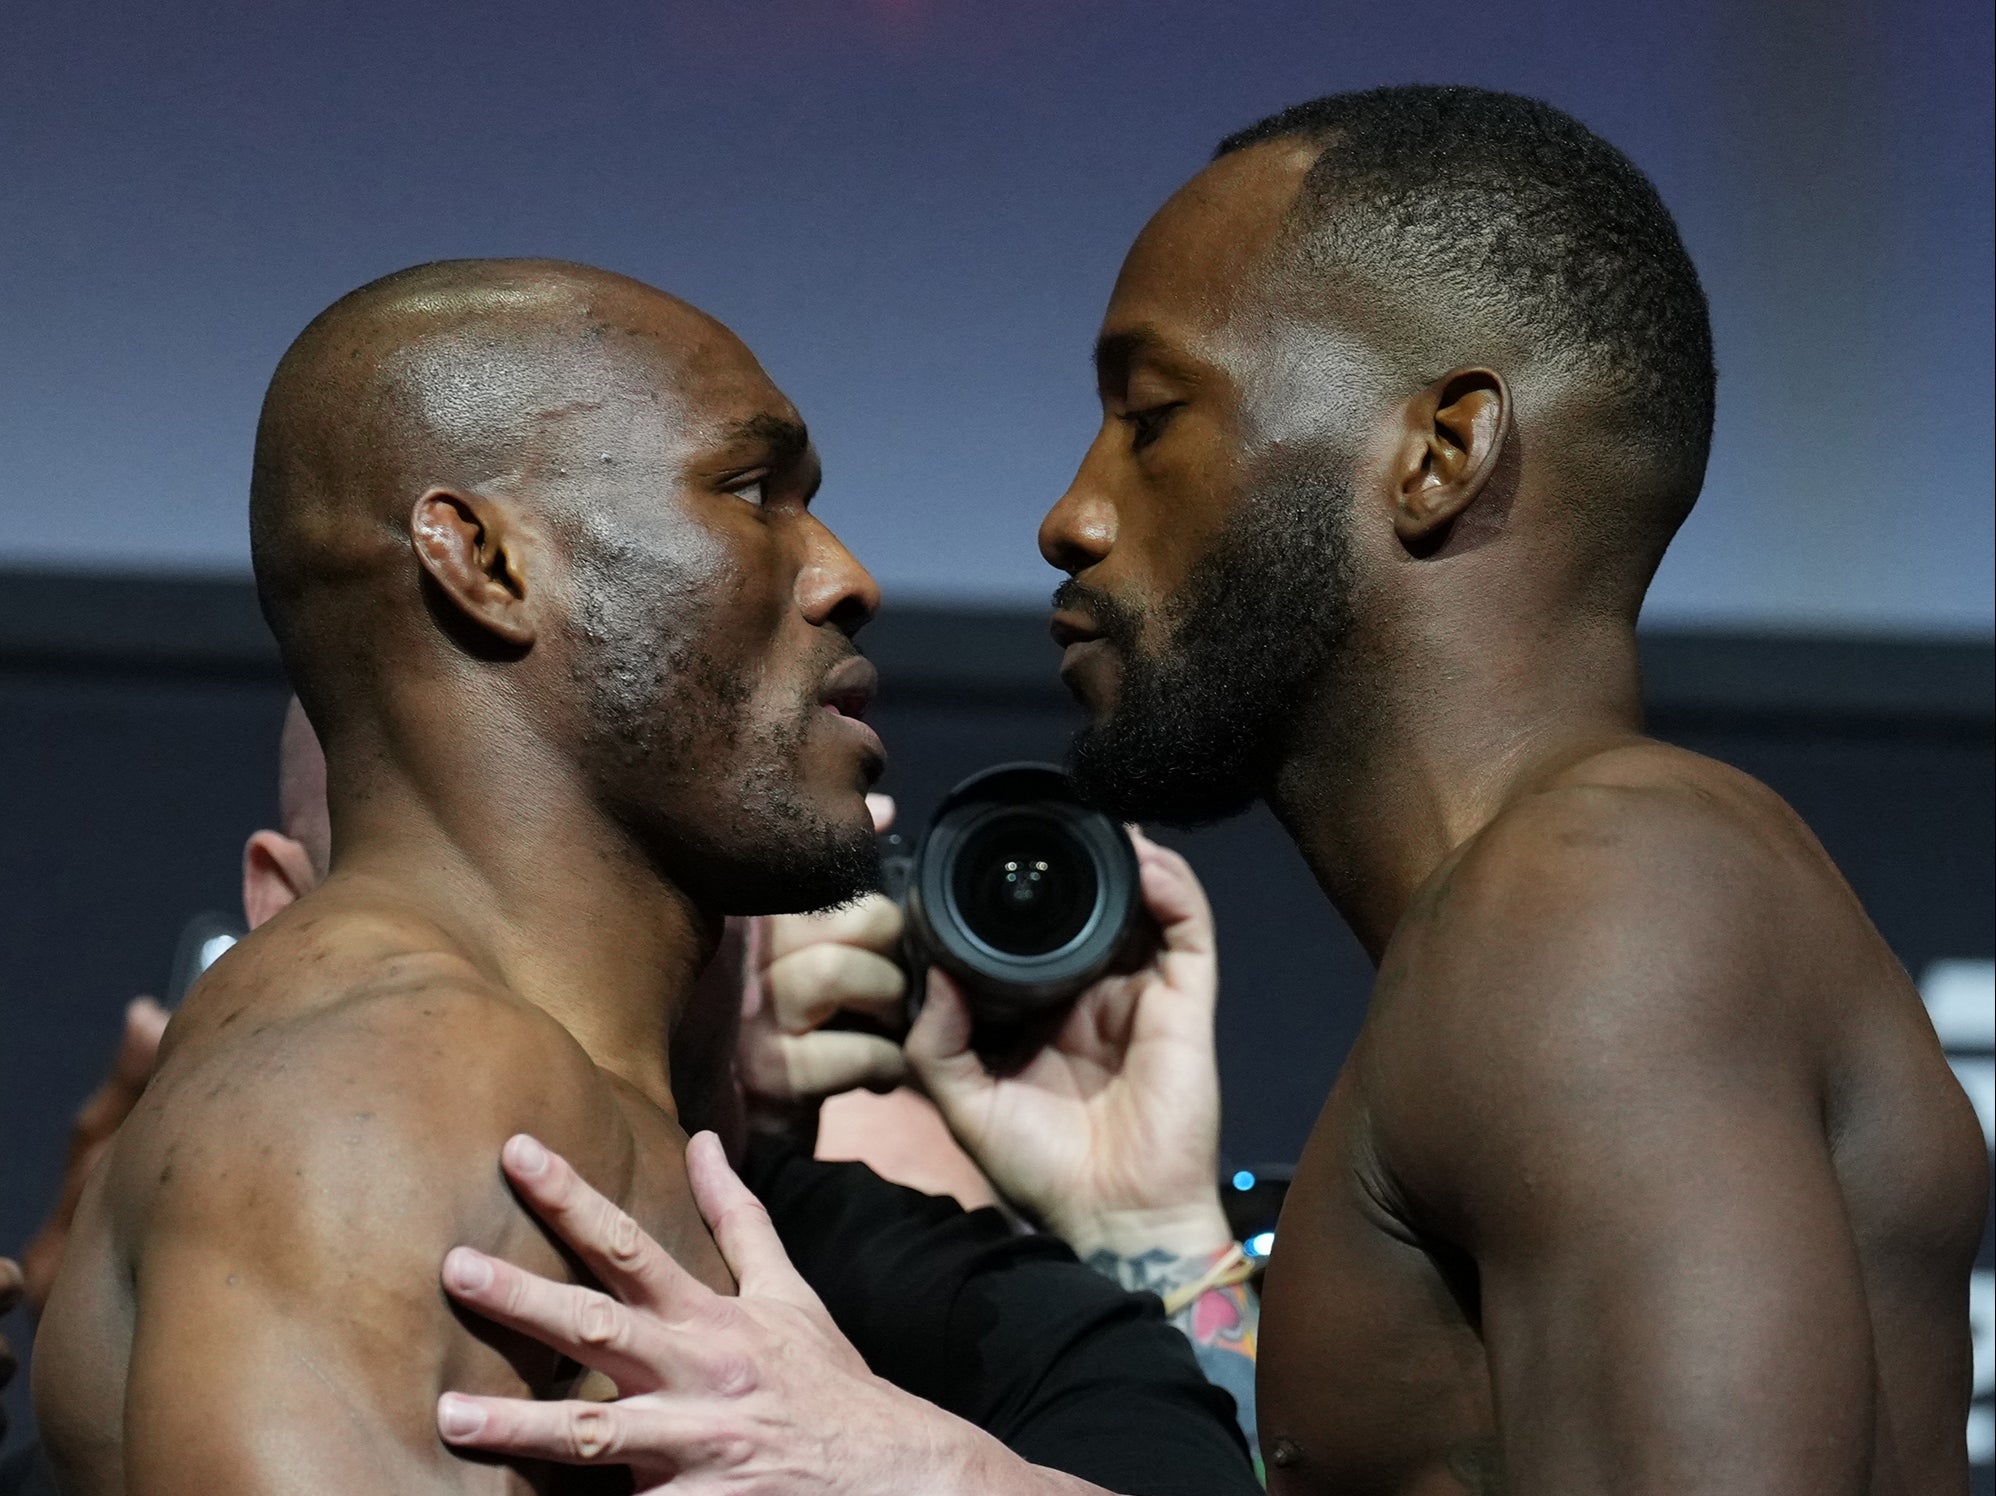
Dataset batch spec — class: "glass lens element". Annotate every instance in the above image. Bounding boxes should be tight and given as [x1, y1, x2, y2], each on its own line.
[949, 815, 1099, 957]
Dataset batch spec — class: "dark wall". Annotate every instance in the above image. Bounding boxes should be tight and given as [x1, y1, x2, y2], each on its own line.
[2, 572, 1991, 1468]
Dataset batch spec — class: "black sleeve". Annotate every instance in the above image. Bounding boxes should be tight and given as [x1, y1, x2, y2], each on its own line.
[0, 1445, 58, 1496]
[745, 1141, 1259, 1496]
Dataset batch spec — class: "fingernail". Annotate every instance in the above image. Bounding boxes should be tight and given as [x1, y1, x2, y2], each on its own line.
[443, 1248, 493, 1293]
[506, 1134, 549, 1176]
[438, 1394, 487, 1440]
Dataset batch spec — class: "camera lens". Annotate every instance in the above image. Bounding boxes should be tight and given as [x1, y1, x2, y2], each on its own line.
[949, 815, 1098, 957]
[899, 762, 1149, 1023]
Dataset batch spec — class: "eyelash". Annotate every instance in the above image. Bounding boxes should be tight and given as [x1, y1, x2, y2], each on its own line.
[1122, 403, 1182, 451]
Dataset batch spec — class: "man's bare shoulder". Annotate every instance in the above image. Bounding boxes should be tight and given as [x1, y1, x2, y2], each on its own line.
[1388, 739, 1876, 1016]
[105, 883, 631, 1272]
[1361, 741, 1903, 1165]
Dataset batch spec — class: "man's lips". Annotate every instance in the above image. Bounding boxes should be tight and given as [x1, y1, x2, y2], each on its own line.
[1049, 611, 1101, 650]
[818, 655, 885, 763]
[1050, 612, 1117, 705]
[819, 655, 878, 721]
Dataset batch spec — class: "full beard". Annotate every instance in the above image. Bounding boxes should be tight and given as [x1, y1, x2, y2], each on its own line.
[1065, 462, 1359, 827]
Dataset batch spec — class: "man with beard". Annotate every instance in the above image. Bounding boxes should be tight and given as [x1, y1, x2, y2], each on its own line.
[426, 89, 1987, 1495]
[29, 260, 1258, 1496]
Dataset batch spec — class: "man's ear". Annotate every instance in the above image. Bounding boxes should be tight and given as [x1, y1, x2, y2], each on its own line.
[1390, 368, 1509, 554]
[409, 487, 537, 650]
[242, 830, 320, 930]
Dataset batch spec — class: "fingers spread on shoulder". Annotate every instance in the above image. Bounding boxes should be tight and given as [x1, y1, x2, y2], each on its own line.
[439, 1248, 674, 1395]
[439, 1391, 718, 1471]
[497, 1135, 708, 1315]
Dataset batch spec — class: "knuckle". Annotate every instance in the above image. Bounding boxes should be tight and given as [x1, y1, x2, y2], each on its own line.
[568, 1402, 621, 1461]
[708, 1352, 759, 1398]
[575, 1291, 622, 1348]
[605, 1207, 645, 1268]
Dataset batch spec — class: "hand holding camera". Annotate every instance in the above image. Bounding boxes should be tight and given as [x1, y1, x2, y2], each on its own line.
[736, 766, 1230, 1260]
[905, 826, 1231, 1259]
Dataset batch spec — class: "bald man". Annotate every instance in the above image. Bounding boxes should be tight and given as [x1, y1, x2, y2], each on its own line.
[31, 260, 891, 1493]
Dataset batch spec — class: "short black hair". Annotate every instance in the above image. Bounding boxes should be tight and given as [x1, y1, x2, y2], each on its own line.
[1219, 86, 1715, 580]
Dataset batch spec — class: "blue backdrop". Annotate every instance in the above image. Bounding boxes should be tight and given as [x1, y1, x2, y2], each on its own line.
[1, 0, 1991, 633]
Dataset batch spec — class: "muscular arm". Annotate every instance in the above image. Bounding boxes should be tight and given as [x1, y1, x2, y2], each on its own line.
[1378, 788, 1875, 1495]
[101, 987, 684, 1495]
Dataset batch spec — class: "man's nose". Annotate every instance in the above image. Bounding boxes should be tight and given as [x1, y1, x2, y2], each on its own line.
[1038, 458, 1117, 577]
[796, 516, 881, 636]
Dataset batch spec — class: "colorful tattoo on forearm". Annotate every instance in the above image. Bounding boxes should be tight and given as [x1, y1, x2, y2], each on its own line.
[1085, 1244, 1261, 1454]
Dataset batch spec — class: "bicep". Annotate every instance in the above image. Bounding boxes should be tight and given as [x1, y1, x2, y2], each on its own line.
[1466, 1074, 1874, 1494]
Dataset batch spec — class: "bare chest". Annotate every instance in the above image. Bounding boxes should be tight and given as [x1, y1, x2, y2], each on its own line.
[1257, 1070, 1499, 1496]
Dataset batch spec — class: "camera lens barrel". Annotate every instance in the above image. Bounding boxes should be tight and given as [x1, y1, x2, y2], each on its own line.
[901, 763, 1143, 1023]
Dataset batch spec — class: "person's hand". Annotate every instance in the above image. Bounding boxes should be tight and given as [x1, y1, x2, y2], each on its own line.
[905, 830, 1230, 1260]
[735, 794, 910, 1125]
[1, 1256, 23, 1435]
[434, 1133, 1072, 1495]
[20, 996, 169, 1313]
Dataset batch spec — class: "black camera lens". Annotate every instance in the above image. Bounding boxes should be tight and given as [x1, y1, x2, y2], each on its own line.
[948, 816, 1099, 958]
[895, 763, 1153, 1023]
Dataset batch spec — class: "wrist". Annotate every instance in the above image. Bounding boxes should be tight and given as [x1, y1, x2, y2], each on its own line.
[900, 1385, 1091, 1495]
[1055, 1197, 1233, 1261]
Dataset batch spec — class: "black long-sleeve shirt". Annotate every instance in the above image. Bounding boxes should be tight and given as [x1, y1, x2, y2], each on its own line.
[746, 1141, 1260, 1496]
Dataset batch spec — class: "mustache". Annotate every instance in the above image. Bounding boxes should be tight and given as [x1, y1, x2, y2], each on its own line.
[1051, 578, 1148, 652]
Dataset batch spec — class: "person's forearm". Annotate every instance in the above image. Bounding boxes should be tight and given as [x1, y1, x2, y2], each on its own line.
[1084, 1244, 1259, 1447]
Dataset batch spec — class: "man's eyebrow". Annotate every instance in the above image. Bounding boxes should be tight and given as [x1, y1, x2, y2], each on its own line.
[719, 413, 810, 464]
[1092, 327, 1164, 388]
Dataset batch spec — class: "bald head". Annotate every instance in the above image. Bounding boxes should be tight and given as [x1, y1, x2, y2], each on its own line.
[246, 257, 885, 916]
[249, 258, 756, 732]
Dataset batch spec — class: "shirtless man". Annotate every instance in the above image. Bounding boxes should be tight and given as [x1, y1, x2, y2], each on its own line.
[430, 87, 1988, 1495]
[32, 257, 891, 1493]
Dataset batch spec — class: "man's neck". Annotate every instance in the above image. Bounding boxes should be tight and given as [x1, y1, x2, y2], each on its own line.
[322, 702, 714, 1115]
[1268, 612, 1646, 962]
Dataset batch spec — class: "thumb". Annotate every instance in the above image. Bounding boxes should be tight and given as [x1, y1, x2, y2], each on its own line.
[905, 970, 984, 1101]
[865, 793, 896, 835]
[684, 1132, 819, 1309]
